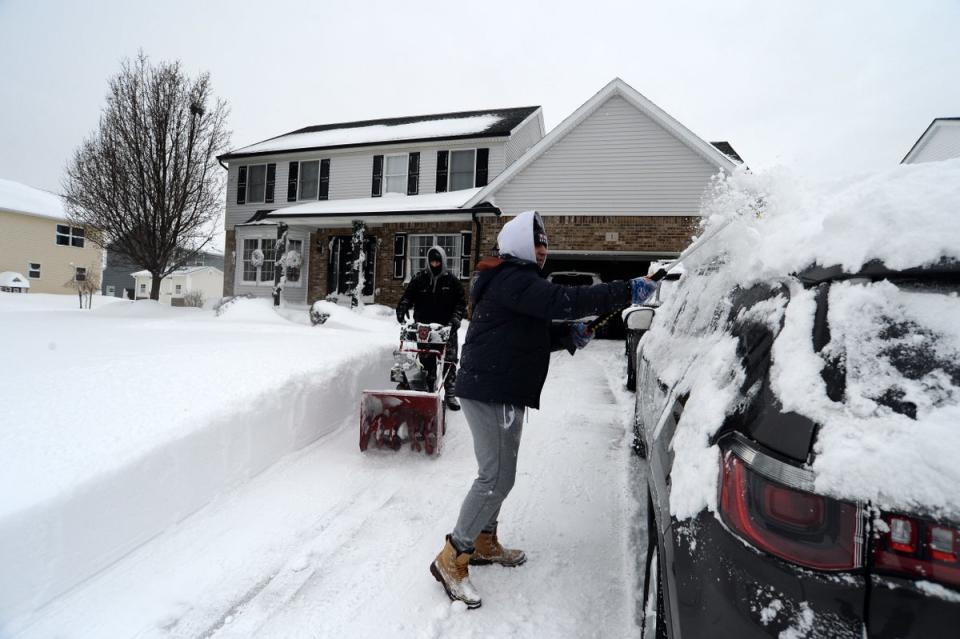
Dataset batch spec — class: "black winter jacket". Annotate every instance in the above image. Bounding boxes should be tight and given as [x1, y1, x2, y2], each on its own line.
[455, 256, 632, 409]
[398, 269, 467, 326]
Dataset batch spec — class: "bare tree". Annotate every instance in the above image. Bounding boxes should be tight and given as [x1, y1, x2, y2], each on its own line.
[65, 264, 102, 309]
[63, 52, 230, 300]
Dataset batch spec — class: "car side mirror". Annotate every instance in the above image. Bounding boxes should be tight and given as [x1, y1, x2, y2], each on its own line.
[625, 307, 655, 331]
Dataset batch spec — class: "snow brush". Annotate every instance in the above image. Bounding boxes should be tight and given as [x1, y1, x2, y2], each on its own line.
[586, 216, 737, 333]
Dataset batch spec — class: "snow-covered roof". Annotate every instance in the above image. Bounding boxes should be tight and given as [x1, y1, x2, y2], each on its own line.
[0, 178, 68, 221]
[466, 78, 738, 207]
[131, 266, 222, 279]
[0, 271, 31, 288]
[247, 188, 485, 227]
[901, 117, 960, 164]
[221, 107, 540, 160]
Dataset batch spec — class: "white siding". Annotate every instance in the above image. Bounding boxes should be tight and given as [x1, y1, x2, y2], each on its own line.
[504, 110, 545, 168]
[224, 139, 509, 230]
[232, 225, 310, 303]
[491, 96, 721, 217]
[905, 121, 960, 163]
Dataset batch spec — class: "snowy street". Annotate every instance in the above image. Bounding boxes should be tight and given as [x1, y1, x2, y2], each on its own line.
[4, 296, 647, 638]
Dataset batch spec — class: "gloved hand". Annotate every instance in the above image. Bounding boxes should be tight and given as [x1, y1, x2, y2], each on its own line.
[396, 304, 410, 324]
[630, 277, 657, 305]
[571, 322, 593, 349]
[449, 316, 461, 331]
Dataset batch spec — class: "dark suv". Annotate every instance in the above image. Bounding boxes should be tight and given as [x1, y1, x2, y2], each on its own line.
[634, 258, 960, 638]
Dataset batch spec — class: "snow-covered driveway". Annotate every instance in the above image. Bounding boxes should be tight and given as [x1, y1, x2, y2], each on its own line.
[12, 339, 647, 638]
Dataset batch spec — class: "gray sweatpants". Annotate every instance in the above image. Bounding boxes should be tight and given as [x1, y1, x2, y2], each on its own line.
[451, 398, 525, 551]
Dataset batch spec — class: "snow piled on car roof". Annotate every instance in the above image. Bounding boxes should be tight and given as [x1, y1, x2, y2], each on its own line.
[647, 158, 960, 521]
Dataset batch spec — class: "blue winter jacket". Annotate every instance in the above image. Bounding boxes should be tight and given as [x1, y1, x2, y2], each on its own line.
[455, 255, 631, 409]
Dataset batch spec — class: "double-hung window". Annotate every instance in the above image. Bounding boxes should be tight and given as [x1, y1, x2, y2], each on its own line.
[28, 263, 41, 278]
[56, 224, 85, 248]
[299, 160, 320, 200]
[246, 164, 267, 203]
[74, 267, 87, 281]
[409, 234, 460, 278]
[241, 237, 277, 284]
[449, 150, 476, 191]
[384, 154, 408, 195]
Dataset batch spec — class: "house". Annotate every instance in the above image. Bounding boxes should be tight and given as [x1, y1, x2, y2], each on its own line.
[0, 178, 104, 295]
[901, 117, 960, 164]
[217, 78, 740, 309]
[102, 248, 225, 299]
[131, 265, 224, 306]
[0, 271, 30, 293]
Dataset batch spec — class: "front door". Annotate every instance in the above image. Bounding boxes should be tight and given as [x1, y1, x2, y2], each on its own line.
[328, 235, 377, 303]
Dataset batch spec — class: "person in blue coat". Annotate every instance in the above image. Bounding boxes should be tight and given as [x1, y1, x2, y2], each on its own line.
[429, 210, 657, 608]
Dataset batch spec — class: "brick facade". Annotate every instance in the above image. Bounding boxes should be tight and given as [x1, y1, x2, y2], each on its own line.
[477, 215, 699, 258]
[227, 215, 698, 308]
[307, 221, 473, 309]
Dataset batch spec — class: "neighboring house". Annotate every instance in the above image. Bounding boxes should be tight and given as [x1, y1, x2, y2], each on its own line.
[217, 78, 740, 308]
[102, 248, 225, 299]
[0, 178, 104, 295]
[901, 117, 960, 164]
[131, 265, 224, 306]
[0, 271, 30, 293]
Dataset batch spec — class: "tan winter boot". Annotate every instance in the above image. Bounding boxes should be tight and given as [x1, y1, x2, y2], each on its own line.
[471, 526, 527, 567]
[430, 535, 482, 609]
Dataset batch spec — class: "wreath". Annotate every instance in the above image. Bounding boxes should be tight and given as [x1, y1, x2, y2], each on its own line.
[283, 249, 302, 268]
[250, 248, 265, 268]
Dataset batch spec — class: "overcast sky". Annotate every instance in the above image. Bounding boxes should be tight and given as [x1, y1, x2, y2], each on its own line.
[2, 0, 958, 196]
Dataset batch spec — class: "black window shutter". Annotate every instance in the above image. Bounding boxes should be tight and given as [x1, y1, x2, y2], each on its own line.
[393, 233, 407, 279]
[237, 166, 247, 205]
[475, 148, 489, 187]
[436, 150, 448, 193]
[287, 162, 299, 201]
[407, 152, 420, 195]
[265, 163, 276, 203]
[372, 155, 383, 197]
[319, 159, 330, 200]
[460, 231, 473, 278]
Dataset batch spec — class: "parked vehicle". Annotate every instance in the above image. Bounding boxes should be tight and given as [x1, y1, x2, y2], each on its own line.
[545, 271, 615, 337]
[623, 261, 683, 391]
[633, 163, 960, 638]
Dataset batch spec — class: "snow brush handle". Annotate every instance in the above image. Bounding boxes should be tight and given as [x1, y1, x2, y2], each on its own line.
[585, 270, 667, 332]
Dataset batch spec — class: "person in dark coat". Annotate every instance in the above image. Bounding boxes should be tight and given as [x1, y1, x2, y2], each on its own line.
[429, 210, 657, 608]
[396, 245, 467, 410]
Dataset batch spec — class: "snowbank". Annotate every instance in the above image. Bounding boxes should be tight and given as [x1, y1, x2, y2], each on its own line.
[643, 159, 960, 520]
[0, 295, 396, 620]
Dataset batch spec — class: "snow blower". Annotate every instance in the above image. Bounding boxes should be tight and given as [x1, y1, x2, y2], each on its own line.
[359, 322, 451, 455]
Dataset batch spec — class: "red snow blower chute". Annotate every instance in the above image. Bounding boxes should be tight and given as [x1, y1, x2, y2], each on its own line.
[359, 322, 451, 455]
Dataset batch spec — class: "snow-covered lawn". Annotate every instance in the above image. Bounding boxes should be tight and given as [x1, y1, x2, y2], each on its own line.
[0, 293, 646, 637]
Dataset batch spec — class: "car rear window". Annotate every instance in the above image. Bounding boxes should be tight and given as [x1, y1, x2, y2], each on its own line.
[826, 279, 960, 420]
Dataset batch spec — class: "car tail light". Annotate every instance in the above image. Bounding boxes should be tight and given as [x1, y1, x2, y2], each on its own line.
[719, 450, 863, 570]
[874, 513, 960, 587]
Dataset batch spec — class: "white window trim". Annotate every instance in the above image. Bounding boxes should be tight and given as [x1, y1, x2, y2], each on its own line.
[406, 233, 462, 282]
[55, 224, 85, 248]
[383, 153, 409, 195]
[298, 159, 320, 201]
[106, 285, 116, 296]
[236, 228, 308, 289]
[28, 262, 41, 279]
[245, 163, 268, 204]
[238, 233, 277, 286]
[448, 148, 477, 192]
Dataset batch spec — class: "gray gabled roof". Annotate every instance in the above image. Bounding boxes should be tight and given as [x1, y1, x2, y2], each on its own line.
[220, 106, 541, 161]
[466, 78, 738, 207]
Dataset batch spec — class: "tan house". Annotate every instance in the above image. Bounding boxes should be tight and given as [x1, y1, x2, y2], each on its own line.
[0, 178, 103, 295]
